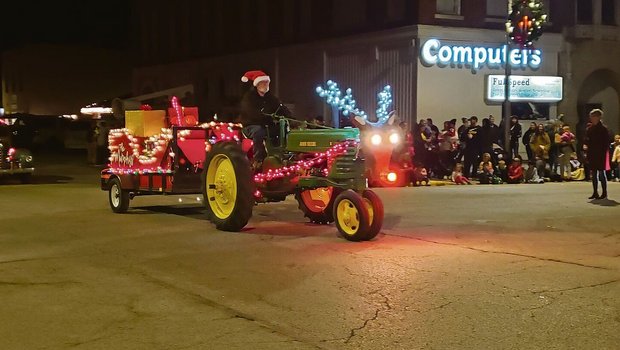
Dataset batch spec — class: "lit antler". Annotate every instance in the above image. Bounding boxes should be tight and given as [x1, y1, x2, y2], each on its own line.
[315, 80, 393, 127]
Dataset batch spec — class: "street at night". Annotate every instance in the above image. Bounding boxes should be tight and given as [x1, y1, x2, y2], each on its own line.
[2, 1, 620, 349]
[1, 155, 618, 349]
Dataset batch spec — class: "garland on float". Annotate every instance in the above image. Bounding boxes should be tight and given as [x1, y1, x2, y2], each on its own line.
[507, 0, 548, 48]
[107, 121, 244, 175]
[253, 139, 358, 185]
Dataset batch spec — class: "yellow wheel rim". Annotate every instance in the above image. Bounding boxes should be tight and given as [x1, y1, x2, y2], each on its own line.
[206, 154, 237, 220]
[336, 199, 360, 236]
[363, 198, 374, 225]
[300, 187, 333, 212]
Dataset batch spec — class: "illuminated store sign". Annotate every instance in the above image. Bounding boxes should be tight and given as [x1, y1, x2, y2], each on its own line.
[420, 39, 542, 72]
[486, 75, 563, 102]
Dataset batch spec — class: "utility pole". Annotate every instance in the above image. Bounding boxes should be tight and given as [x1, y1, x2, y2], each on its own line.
[503, 0, 513, 153]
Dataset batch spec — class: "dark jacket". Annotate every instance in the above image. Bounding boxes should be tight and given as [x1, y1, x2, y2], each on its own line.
[522, 128, 535, 146]
[239, 88, 290, 126]
[460, 125, 481, 154]
[510, 123, 522, 143]
[585, 122, 611, 171]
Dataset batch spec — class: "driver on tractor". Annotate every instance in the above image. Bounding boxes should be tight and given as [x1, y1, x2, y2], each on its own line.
[239, 70, 291, 170]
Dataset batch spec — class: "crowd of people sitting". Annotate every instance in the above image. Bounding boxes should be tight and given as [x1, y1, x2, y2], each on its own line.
[408, 114, 620, 186]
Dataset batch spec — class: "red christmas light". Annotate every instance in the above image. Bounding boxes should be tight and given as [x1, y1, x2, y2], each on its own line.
[253, 140, 358, 184]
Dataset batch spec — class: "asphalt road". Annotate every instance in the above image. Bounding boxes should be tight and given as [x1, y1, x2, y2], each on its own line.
[0, 154, 619, 349]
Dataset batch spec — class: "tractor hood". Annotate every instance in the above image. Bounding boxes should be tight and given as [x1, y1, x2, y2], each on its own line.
[286, 128, 360, 153]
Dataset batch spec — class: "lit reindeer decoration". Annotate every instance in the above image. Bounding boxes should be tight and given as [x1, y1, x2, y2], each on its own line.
[316, 81, 413, 187]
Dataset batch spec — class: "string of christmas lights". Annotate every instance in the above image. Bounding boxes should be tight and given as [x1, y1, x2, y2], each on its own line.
[170, 96, 184, 126]
[253, 140, 358, 184]
[315, 80, 393, 127]
[107, 121, 245, 175]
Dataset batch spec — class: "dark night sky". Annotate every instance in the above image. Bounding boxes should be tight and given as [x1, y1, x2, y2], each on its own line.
[0, 0, 130, 53]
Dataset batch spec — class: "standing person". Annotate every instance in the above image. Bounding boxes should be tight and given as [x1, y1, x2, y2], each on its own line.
[460, 116, 481, 178]
[239, 70, 290, 169]
[457, 117, 469, 136]
[479, 118, 494, 156]
[530, 123, 551, 177]
[549, 121, 563, 177]
[508, 116, 522, 158]
[611, 134, 620, 181]
[488, 115, 500, 145]
[584, 109, 611, 199]
[438, 121, 459, 177]
[413, 119, 429, 167]
[558, 125, 576, 180]
[456, 117, 469, 161]
[522, 122, 537, 160]
[426, 118, 440, 137]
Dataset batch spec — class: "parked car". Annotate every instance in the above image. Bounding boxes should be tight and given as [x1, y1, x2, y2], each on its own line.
[0, 121, 34, 183]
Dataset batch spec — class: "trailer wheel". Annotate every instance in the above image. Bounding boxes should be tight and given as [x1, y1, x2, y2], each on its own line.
[295, 187, 340, 224]
[333, 190, 370, 242]
[203, 142, 253, 231]
[361, 189, 384, 241]
[108, 177, 130, 213]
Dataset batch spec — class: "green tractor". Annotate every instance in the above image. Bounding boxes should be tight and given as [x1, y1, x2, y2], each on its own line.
[203, 116, 384, 241]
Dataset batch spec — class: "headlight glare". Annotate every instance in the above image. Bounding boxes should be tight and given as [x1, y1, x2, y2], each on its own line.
[370, 134, 382, 146]
[389, 133, 400, 144]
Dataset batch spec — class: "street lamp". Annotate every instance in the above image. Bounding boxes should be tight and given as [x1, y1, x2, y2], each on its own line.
[504, 0, 548, 153]
[503, 0, 513, 153]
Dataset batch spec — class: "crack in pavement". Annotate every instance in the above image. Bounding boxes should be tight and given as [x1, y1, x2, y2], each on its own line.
[135, 271, 327, 350]
[531, 279, 620, 294]
[0, 256, 62, 265]
[0, 280, 78, 287]
[386, 233, 611, 270]
[344, 292, 392, 344]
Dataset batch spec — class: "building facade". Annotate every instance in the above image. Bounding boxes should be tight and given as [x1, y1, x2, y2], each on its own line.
[131, 0, 620, 135]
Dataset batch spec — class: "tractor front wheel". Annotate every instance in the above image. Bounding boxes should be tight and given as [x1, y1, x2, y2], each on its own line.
[295, 187, 340, 224]
[203, 142, 254, 231]
[333, 190, 370, 242]
[361, 189, 384, 241]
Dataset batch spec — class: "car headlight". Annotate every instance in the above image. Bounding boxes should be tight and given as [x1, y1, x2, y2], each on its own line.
[370, 134, 382, 146]
[389, 133, 400, 145]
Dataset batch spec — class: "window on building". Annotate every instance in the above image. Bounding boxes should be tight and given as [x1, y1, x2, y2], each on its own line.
[602, 0, 616, 25]
[386, 0, 406, 22]
[436, 0, 461, 15]
[486, 0, 507, 18]
[219, 78, 226, 99]
[576, 0, 593, 24]
[333, 0, 365, 30]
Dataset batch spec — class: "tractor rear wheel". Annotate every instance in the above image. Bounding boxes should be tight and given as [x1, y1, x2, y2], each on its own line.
[333, 190, 370, 242]
[203, 142, 254, 231]
[295, 187, 340, 224]
[361, 189, 384, 241]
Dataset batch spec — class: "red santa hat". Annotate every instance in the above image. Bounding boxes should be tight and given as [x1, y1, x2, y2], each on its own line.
[241, 70, 270, 86]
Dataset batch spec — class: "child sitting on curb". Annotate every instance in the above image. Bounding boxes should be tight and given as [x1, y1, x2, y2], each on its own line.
[451, 163, 472, 185]
[525, 160, 544, 183]
[507, 157, 524, 184]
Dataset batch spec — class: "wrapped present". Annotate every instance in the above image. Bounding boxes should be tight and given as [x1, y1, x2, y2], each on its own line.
[125, 110, 167, 137]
